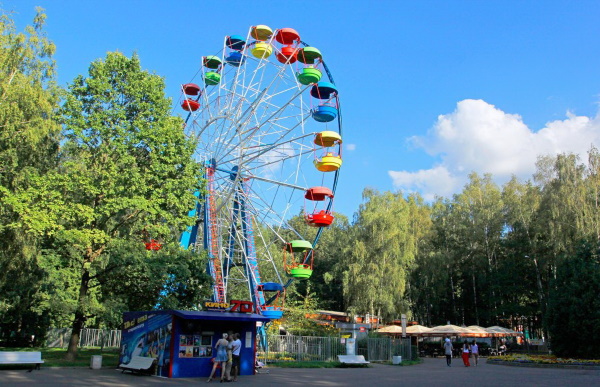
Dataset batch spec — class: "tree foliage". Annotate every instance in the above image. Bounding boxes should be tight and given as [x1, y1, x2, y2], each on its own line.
[343, 189, 423, 320]
[0, 7, 61, 344]
[49, 51, 205, 359]
[546, 240, 600, 359]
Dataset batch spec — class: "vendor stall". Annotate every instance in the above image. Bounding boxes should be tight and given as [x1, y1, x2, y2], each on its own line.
[119, 310, 270, 378]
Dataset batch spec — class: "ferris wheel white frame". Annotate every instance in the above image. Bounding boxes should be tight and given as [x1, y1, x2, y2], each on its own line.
[178, 26, 342, 314]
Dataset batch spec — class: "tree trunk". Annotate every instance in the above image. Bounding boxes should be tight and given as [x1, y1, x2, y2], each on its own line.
[472, 271, 479, 326]
[449, 268, 457, 324]
[65, 266, 90, 361]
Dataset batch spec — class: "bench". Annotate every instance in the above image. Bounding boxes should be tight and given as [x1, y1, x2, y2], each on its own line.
[0, 351, 44, 371]
[119, 355, 156, 374]
[338, 355, 370, 365]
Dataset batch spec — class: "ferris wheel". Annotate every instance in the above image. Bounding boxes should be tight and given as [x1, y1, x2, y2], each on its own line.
[178, 25, 342, 319]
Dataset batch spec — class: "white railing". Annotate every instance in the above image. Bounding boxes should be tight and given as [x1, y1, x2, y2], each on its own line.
[45, 328, 121, 348]
[257, 335, 412, 363]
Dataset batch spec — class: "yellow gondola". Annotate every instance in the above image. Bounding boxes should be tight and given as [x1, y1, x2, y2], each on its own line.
[251, 25, 273, 41]
[314, 153, 342, 172]
[251, 42, 273, 59]
[314, 131, 342, 147]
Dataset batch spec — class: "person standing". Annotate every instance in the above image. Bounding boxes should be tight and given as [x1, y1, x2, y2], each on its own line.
[461, 341, 471, 367]
[443, 338, 453, 367]
[223, 334, 234, 381]
[231, 333, 242, 382]
[207, 333, 229, 383]
[471, 340, 479, 366]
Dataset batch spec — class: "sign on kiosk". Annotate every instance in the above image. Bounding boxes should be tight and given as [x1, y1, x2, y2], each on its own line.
[203, 300, 254, 313]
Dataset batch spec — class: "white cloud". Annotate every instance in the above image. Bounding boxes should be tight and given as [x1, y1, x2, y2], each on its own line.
[346, 143, 357, 151]
[388, 166, 459, 201]
[390, 99, 600, 198]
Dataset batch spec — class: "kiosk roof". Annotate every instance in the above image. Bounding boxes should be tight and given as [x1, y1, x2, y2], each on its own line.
[171, 310, 271, 322]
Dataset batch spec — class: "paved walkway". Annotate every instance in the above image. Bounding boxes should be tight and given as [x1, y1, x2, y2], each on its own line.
[1, 358, 598, 386]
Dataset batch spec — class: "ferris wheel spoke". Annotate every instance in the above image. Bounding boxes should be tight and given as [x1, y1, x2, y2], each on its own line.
[242, 147, 314, 175]
[249, 175, 306, 191]
[224, 130, 314, 166]
[209, 89, 269, 161]
[214, 104, 310, 167]
[251, 223, 286, 284]
[237, 86, 307, 138]
[243, 183, 302, 240]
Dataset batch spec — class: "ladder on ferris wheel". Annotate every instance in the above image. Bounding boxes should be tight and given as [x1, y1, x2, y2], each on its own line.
[207, 172, 225, 303]
[242, 207, 266, 309]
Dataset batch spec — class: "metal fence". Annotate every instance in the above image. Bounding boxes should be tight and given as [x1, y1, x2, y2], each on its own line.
[359, 338, 412, 361]
[46, 328, 121, 348]
[44, 329, 412, 362]
[391, 338, 412, 360]
[258, 335, 346, 363]
[258, 335, 412, 363]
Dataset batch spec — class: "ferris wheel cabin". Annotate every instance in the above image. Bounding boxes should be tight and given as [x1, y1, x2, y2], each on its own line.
[314, 131, 342, 172]
[257, 282, 285, 319]
[305, 187, 335, 227]
[284, 240, 314, 279]
[250, 25, 273, 41]
[274, 28, 300, 64]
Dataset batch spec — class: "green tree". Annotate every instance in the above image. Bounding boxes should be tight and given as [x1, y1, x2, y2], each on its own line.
[0, 7, 61, 343]
[51, 52, 203, 359]
[501, 176, 546, 335]
[343, 188, 419, 321]
[546, 240, 600, 359]
[278, 283, 338, 336]
[449, 173, 504, 325]
[97, 242, 212, 328]
[412, 197, 465, 325]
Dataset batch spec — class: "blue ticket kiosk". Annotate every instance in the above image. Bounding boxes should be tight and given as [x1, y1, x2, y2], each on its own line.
[120, 310, 270, 378]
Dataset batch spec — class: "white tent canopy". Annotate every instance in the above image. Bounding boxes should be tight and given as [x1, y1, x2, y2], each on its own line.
[377, 324, 521, 338]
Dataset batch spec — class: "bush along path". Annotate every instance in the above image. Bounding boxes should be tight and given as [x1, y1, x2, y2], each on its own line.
[487, 355, 600, 370]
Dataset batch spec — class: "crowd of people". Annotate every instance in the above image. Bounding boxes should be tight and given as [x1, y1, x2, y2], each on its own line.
[207, 332, 242, 383]
[443, 338, 480, 367]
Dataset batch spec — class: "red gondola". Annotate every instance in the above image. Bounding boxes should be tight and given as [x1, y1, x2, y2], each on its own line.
[304, 187, 335, 227]
[274, 28, 300, 45]
[181, 99, 200, 112]
[145, 239, 163, 251]
[276, 46, 298, 64]
[182, 83, 200, 96]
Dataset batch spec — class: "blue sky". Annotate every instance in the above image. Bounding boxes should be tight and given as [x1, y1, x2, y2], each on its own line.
[6, 0, 600, 218]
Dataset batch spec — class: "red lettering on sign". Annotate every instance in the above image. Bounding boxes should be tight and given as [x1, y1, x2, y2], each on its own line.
[230, 300, 254, 313]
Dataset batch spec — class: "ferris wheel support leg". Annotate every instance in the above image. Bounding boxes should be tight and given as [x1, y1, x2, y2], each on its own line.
[257, 324, 269, 352]
[238, 184, 266, 313]
[179, 191, 202, 249]
[224, 192, 242, 292]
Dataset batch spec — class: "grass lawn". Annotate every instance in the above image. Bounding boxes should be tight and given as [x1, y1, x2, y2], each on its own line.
[389, 359, 423, 366]
[488, 354, 600, 366]
[0, 347, 120, 369]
